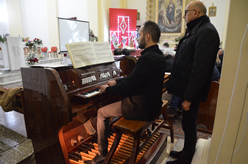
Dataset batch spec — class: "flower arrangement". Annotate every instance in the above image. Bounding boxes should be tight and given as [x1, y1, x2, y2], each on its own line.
[22, 37, 43, 63]
[89, 29, 98, 42]
[163, 41, 170, 48]
[23, 37, 43, 55]
[27, 53, 39, 65]
[25, 40, 35, 47]
[23, 37, 43, 47]
[33, 38, 42, 45]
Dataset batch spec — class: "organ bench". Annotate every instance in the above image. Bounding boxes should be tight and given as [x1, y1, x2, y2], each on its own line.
[103, 100, 173, 164]
[59, 100, 173, 164]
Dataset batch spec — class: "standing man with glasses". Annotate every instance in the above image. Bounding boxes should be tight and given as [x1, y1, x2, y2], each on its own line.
[166, 1, 220, 164]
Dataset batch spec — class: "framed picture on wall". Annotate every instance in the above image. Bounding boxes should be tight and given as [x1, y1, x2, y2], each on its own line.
[156, 0, 185, 35]
[137, 12, 140, 20]
[209, 6, 216, 17]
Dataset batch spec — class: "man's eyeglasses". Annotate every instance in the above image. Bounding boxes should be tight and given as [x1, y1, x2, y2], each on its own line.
[184, 9, 196, 15]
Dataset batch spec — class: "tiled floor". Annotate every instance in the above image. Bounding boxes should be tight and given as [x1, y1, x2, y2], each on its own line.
[0, 107, 27, 137]
[155, 136, 180, 163]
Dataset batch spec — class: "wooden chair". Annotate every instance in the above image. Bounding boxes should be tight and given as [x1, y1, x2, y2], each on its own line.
[197, 81, 220, 134]
[48, 46, 57, 58]
[103, 100, 173, 164]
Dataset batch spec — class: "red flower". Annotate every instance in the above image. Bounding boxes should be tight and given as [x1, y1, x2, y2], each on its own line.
[29, 58, 39, 63]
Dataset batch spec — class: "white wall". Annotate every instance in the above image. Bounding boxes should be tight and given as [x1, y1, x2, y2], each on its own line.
[45, 0, 59, 51]
[87, 0, 98, 37]
[111, 0, 120, 8]
[5, 0, 23, 37]
[19, 0, 50, 48]
[57, 0, 88, 21]
[0, 0, 9, 36]
[127, 0, 146, 26]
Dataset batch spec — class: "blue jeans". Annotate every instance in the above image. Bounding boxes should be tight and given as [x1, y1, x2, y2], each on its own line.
[170, 94, 180, 108]
[97, 101, 123, 155]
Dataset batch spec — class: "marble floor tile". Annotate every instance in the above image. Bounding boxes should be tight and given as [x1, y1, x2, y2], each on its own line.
[0, 107, 26, 137]
[155, 136, 180, 164]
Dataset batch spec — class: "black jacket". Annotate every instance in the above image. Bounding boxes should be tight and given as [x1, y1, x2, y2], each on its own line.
[167, 16, 220, 102]
[106, 45, 166, 121]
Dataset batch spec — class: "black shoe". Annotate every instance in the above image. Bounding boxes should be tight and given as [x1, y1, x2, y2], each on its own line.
[169, 150, 183, 158]
[167, 106, 177, 115]
[84, 153, 106, 164]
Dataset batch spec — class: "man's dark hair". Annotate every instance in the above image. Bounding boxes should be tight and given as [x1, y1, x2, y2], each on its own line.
[143, 21, 161, 43]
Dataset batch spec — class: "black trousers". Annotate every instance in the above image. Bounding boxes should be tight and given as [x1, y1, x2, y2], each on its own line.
[181, 101, 200, 160]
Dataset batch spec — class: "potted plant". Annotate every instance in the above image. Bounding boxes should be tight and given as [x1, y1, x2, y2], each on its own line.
[163, 42, 170, 48]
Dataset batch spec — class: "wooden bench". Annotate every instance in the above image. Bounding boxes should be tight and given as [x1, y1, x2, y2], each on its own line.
[103, 100, 173, 164]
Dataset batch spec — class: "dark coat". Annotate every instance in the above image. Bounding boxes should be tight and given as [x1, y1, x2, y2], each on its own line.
[106, 45, 166, 121]
[167, 16, 220, 103]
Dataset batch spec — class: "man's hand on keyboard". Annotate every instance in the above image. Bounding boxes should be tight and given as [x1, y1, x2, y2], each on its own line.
[100, 84, 109, 93]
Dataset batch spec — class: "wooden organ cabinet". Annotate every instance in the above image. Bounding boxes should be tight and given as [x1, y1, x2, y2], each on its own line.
[20, 55, 171, 164]
[20, 56, 136, 163]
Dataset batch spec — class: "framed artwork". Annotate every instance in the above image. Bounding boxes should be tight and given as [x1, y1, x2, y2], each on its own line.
[156, 0, 184, 34]
[137, 12, 140, 20]
[209, 6, 216, 17]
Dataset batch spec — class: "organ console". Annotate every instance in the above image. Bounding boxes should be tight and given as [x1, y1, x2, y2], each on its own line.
[0, 52, 171, 163]
[20, 56, 136, 164]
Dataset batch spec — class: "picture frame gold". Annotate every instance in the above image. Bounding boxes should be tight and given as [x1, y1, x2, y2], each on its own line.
[137, 12, 140, 20]
[209, 6, 216, 17]
[155, 0, 186, 35]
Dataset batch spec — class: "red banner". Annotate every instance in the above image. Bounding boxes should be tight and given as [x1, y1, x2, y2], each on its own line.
[109, 8, 137, 50]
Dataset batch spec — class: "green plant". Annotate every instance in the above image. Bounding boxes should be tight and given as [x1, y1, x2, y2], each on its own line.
[163, 42, 169, 47]
[175, 36, 183, 43]
[0, 35, 5, 43]
[89, 29, 98, 42]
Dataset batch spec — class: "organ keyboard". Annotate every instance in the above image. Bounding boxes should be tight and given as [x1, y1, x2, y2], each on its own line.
[77, 87, 101, 98]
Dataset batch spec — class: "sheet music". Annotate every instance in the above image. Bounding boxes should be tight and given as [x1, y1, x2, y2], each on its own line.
[66, 42, 98, 68]
[92, 42, 115, 64]
[66, 42, 115, 69]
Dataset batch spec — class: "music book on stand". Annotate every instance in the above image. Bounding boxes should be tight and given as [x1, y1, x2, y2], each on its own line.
[66, 42, 115, 69]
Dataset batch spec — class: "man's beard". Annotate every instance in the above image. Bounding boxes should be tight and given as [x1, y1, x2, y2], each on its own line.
[138, 37, 146, 49]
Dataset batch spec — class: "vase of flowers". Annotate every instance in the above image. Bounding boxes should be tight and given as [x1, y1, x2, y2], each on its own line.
[34, 38, 43, 58]
[25, 41, 35, 54]
[23, 37, 43, 58]
[27, 53, 39, 65]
